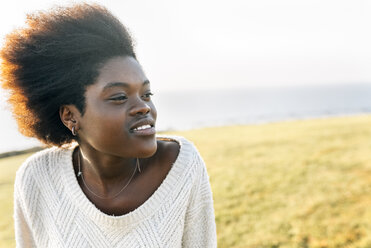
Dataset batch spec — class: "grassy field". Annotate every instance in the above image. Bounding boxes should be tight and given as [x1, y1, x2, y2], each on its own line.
[0, 152, 34, 248]
[1, 115, 371, 247]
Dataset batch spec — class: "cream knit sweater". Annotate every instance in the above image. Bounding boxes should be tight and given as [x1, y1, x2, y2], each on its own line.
[14, 136, 217, 247]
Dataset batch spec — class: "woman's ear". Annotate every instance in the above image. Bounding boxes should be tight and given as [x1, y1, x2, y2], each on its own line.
[59, 105, 80, 134]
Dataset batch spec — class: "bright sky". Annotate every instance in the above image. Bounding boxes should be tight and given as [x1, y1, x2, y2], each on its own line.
[0, 0, 370, 152]
[0, 0, 371, 92]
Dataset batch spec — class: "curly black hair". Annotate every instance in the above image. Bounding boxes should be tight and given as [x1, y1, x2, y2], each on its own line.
[0, 3, 136, 146]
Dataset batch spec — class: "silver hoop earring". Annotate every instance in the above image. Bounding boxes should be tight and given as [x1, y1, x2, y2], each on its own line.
[72, 126, 77, 136]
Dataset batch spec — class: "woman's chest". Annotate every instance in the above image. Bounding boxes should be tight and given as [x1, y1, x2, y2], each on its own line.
[84, 161, 173, 216]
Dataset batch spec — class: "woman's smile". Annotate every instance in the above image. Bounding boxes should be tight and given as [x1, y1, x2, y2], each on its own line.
[129, 117, 156, 136]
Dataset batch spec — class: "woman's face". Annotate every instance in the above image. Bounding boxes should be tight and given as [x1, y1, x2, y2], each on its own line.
[77, 56, 157, 158]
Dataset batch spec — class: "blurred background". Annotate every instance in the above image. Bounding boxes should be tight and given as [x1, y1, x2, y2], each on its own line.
[1, 0, 371, 153]
[1, 1, 371, 247]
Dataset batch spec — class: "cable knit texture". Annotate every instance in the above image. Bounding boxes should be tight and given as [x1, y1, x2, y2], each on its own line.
[14, 135, 217, 247]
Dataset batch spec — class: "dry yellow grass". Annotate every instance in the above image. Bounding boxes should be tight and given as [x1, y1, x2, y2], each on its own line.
[1, 115, 371, 247]
[0, 153, 33, 248]
[167, 115, 371, 247]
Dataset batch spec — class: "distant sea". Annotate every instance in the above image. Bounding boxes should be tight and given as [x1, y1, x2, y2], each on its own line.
[1, 83, 371, 153]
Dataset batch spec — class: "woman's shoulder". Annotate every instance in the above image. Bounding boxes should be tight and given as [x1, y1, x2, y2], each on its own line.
[156, 135, 198, 158]
[156, 134, 196, 149]
[15, 145, 73, 188]
[155, 135, 205, 172]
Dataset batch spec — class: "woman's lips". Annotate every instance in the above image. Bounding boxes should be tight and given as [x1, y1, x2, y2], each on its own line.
[130, 126, 156, 136]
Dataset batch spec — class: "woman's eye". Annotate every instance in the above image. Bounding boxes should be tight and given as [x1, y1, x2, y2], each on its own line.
[109, 95, 127, 101]
[143, 92, 154, 99]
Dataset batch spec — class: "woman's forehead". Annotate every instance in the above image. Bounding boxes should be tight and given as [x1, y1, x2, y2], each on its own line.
[94, 56, 147, 88]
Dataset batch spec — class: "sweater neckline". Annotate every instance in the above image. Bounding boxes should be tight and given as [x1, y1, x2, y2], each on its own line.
[61, 135, 192, 227]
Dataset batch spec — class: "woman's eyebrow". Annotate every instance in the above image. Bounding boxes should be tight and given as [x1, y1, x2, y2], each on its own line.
[102, 80, 150, 91]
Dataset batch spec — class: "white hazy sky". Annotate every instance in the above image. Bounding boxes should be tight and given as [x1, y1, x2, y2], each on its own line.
[1, 0, 371, 92]
[0, 0, 370, 152]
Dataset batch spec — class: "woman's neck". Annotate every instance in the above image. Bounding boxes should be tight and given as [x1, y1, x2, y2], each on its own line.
[75, 144, 139, 194]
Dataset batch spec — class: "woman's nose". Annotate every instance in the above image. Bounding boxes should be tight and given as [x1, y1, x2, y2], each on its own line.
[129, 97, 151, 116]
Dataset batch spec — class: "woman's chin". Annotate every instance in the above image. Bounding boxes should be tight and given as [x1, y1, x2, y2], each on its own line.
[138, 141, 157, 158]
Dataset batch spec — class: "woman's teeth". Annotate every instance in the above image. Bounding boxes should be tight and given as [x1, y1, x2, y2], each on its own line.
[133, 124, 151, 131]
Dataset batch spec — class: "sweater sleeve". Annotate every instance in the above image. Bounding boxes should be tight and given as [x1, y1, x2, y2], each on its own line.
[14, 178, 36, 247]
[182, 152, 217, 248]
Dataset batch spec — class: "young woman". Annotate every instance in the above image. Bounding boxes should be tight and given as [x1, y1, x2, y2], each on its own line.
[1, 4, 217, 247]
